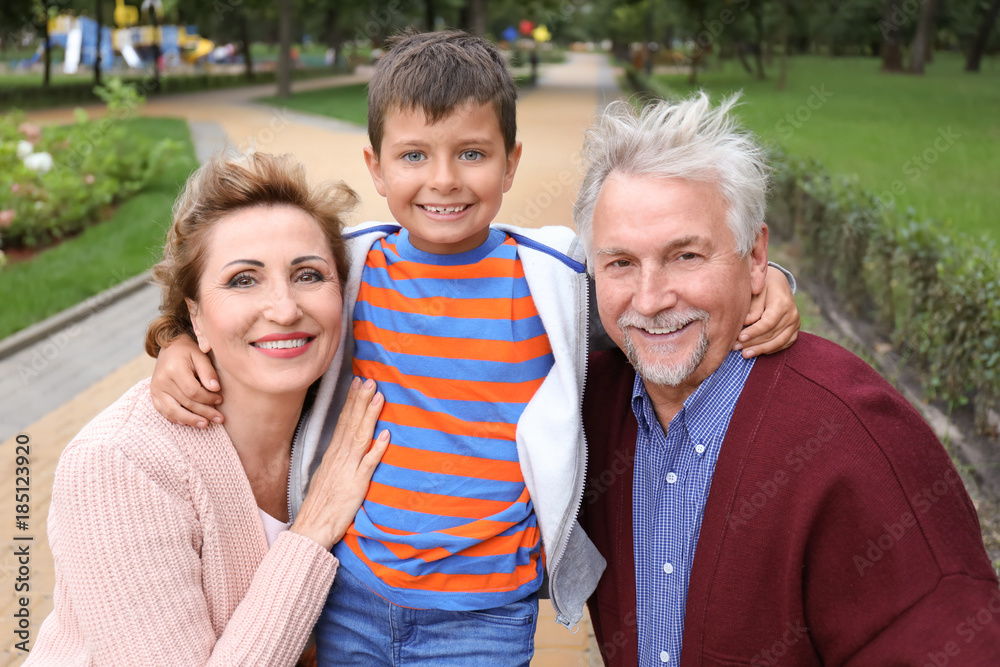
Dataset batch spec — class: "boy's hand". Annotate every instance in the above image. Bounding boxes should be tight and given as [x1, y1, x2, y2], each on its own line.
[150, 335, 224, 428]
[735, 265, 800, 358]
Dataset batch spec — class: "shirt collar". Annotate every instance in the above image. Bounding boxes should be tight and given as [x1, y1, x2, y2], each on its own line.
[631, 350, 756, 448]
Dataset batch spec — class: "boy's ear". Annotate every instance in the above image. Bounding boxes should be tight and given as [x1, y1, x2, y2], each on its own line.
[185, 298, 213, 354]
[363, 146, 387, 197]
[503, 140, 523, 193]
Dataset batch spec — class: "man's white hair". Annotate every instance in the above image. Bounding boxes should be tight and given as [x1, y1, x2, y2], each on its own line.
[573, 92, 770, 269]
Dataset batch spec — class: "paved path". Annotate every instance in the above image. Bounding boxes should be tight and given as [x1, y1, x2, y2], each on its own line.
[0, 52, 619, 666]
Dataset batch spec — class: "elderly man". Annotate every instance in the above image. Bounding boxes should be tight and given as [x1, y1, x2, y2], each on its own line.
[575, 94, 1000, 666]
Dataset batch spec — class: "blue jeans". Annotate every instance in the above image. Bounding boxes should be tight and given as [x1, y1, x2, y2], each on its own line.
[314, 565, 539, 666]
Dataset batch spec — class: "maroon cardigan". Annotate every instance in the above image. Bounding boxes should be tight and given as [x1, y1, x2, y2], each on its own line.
[581, 333, 1000, 666]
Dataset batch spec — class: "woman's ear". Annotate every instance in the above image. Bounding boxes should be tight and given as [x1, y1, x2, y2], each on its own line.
[185, 298, 212, 354]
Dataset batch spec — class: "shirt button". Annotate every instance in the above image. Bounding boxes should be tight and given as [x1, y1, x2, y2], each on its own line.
[660, 650, 670, 662]
[695, 444, 706, 455]
[663, 562, 673, 574]
[666, 472, 678, 484]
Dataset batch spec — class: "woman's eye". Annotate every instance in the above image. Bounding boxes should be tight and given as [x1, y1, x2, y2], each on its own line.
[227, 273, 256, 288]
[460, 150, 483, 161]
[403, 152, 425, 162]
[296, 269, 324, 284]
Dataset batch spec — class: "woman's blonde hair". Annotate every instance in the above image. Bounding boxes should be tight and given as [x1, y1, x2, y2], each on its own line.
[145, 151, 357, 358]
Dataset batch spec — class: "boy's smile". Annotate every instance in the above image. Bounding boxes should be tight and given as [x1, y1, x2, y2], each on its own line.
[364, 101, 522, 254]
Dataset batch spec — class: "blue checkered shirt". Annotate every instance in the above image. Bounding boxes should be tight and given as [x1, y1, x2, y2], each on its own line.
[631, 351, 755, 665]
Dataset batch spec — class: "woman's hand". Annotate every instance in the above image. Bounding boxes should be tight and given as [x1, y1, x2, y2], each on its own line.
[735, 264, 801, 358]
[291, 378, 390, 551]
[150, 335, 224, 427]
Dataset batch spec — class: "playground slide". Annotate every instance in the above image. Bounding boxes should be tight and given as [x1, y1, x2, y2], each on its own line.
[119, 32, 142, 68]
[64, 22, 82, 74]
[185, 37, 213, 63]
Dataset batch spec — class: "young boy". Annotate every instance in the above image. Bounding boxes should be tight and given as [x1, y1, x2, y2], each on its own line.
[151, 31, 799, 664]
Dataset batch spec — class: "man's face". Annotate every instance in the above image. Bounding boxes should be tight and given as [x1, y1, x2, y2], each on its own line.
[591, 174, 768, 399]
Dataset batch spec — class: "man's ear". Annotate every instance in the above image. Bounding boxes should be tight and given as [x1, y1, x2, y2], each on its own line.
[363, 146, 387, 197]
[749, 223, 769, 295]
[502, 140, 523, 193]
[185, 298, 212, 354]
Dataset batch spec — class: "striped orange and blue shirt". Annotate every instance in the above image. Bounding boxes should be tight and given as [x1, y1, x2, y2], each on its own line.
[333, 228, 552, 610]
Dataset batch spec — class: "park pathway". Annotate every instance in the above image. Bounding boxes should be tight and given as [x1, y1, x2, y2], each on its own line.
[0, 51, 620, 666]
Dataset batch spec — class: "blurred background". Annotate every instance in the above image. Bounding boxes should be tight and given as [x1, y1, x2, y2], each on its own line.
[0, 0, 998, 664]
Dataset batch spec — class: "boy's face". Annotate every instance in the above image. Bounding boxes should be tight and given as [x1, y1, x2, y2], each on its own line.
[364, 101, 522, 254]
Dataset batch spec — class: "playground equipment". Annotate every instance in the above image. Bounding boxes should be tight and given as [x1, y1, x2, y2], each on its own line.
[33, 1, 215, 73]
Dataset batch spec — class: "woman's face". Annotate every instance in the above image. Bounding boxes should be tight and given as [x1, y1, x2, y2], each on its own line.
[187, 205, 343, 398]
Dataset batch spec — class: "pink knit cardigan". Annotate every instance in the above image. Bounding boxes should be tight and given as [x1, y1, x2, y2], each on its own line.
[26, 379, 339, 665]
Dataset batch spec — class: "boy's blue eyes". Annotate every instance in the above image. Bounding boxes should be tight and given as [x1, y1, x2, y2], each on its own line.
[400, 150, 484, 162]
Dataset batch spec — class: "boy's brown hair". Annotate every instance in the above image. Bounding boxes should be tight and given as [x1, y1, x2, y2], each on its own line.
[367, 30, 518, 156]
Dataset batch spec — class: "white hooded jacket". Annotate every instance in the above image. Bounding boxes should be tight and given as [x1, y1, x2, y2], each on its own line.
[289, 221, 606, 628]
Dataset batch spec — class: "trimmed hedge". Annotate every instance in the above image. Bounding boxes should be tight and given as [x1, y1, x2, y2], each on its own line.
[625, 67, 999, 435]
[0, 66, 346, 111]
[768, 151, 999, 434]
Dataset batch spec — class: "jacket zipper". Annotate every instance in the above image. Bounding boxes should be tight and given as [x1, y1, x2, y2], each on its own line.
[548, 269, 591, 629]
[287, 413, 305, 522]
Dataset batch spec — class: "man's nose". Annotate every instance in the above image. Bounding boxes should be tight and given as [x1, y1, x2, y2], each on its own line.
[632, 267, 677, 316]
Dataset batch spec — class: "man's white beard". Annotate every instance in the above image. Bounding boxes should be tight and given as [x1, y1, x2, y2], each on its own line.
[619, 308, 710, 387]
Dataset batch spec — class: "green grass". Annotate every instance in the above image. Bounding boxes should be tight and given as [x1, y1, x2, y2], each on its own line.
[0, 71, 95, 87]
[653, 52, 1000, 239]
[256, 82, 370, 126]
[0, 117, 197, 340]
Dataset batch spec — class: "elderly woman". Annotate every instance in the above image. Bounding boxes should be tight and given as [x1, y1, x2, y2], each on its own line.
[26, 152, 389, 665]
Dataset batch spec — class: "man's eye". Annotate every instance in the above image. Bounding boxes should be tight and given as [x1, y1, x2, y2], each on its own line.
[460, 150, 483, 160]
[679, 252, 700, 261]
[403, 152, 425, 162]
[611, 259, 631, 269]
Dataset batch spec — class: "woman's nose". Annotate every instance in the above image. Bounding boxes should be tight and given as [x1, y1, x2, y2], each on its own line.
[264, 285, 302, 324]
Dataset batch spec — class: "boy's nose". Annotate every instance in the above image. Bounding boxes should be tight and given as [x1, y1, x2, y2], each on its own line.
[428, 160, 461, 193]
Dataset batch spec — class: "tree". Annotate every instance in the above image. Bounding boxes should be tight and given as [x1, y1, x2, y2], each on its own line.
[145, 0, 162, 92]
[95, 0, 104, 85]
[467, 0, 486, 37]
[966, 0, 1000, 71]
[748, 0, 768, 79]
[880, 0, 905, 71]
[777, 0, 790, 89]
[277, 0, 292, 97]
[908, 0, 937, 73]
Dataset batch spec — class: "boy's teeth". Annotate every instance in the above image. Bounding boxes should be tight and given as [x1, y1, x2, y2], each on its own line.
[254, 338, 309, 350]
[423, 205, 467, 213]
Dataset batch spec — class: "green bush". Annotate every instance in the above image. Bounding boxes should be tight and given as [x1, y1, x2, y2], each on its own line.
[768, 149, 1000, 433]
[625, 64, 1000, 435]
[0, 78, 179, 255]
